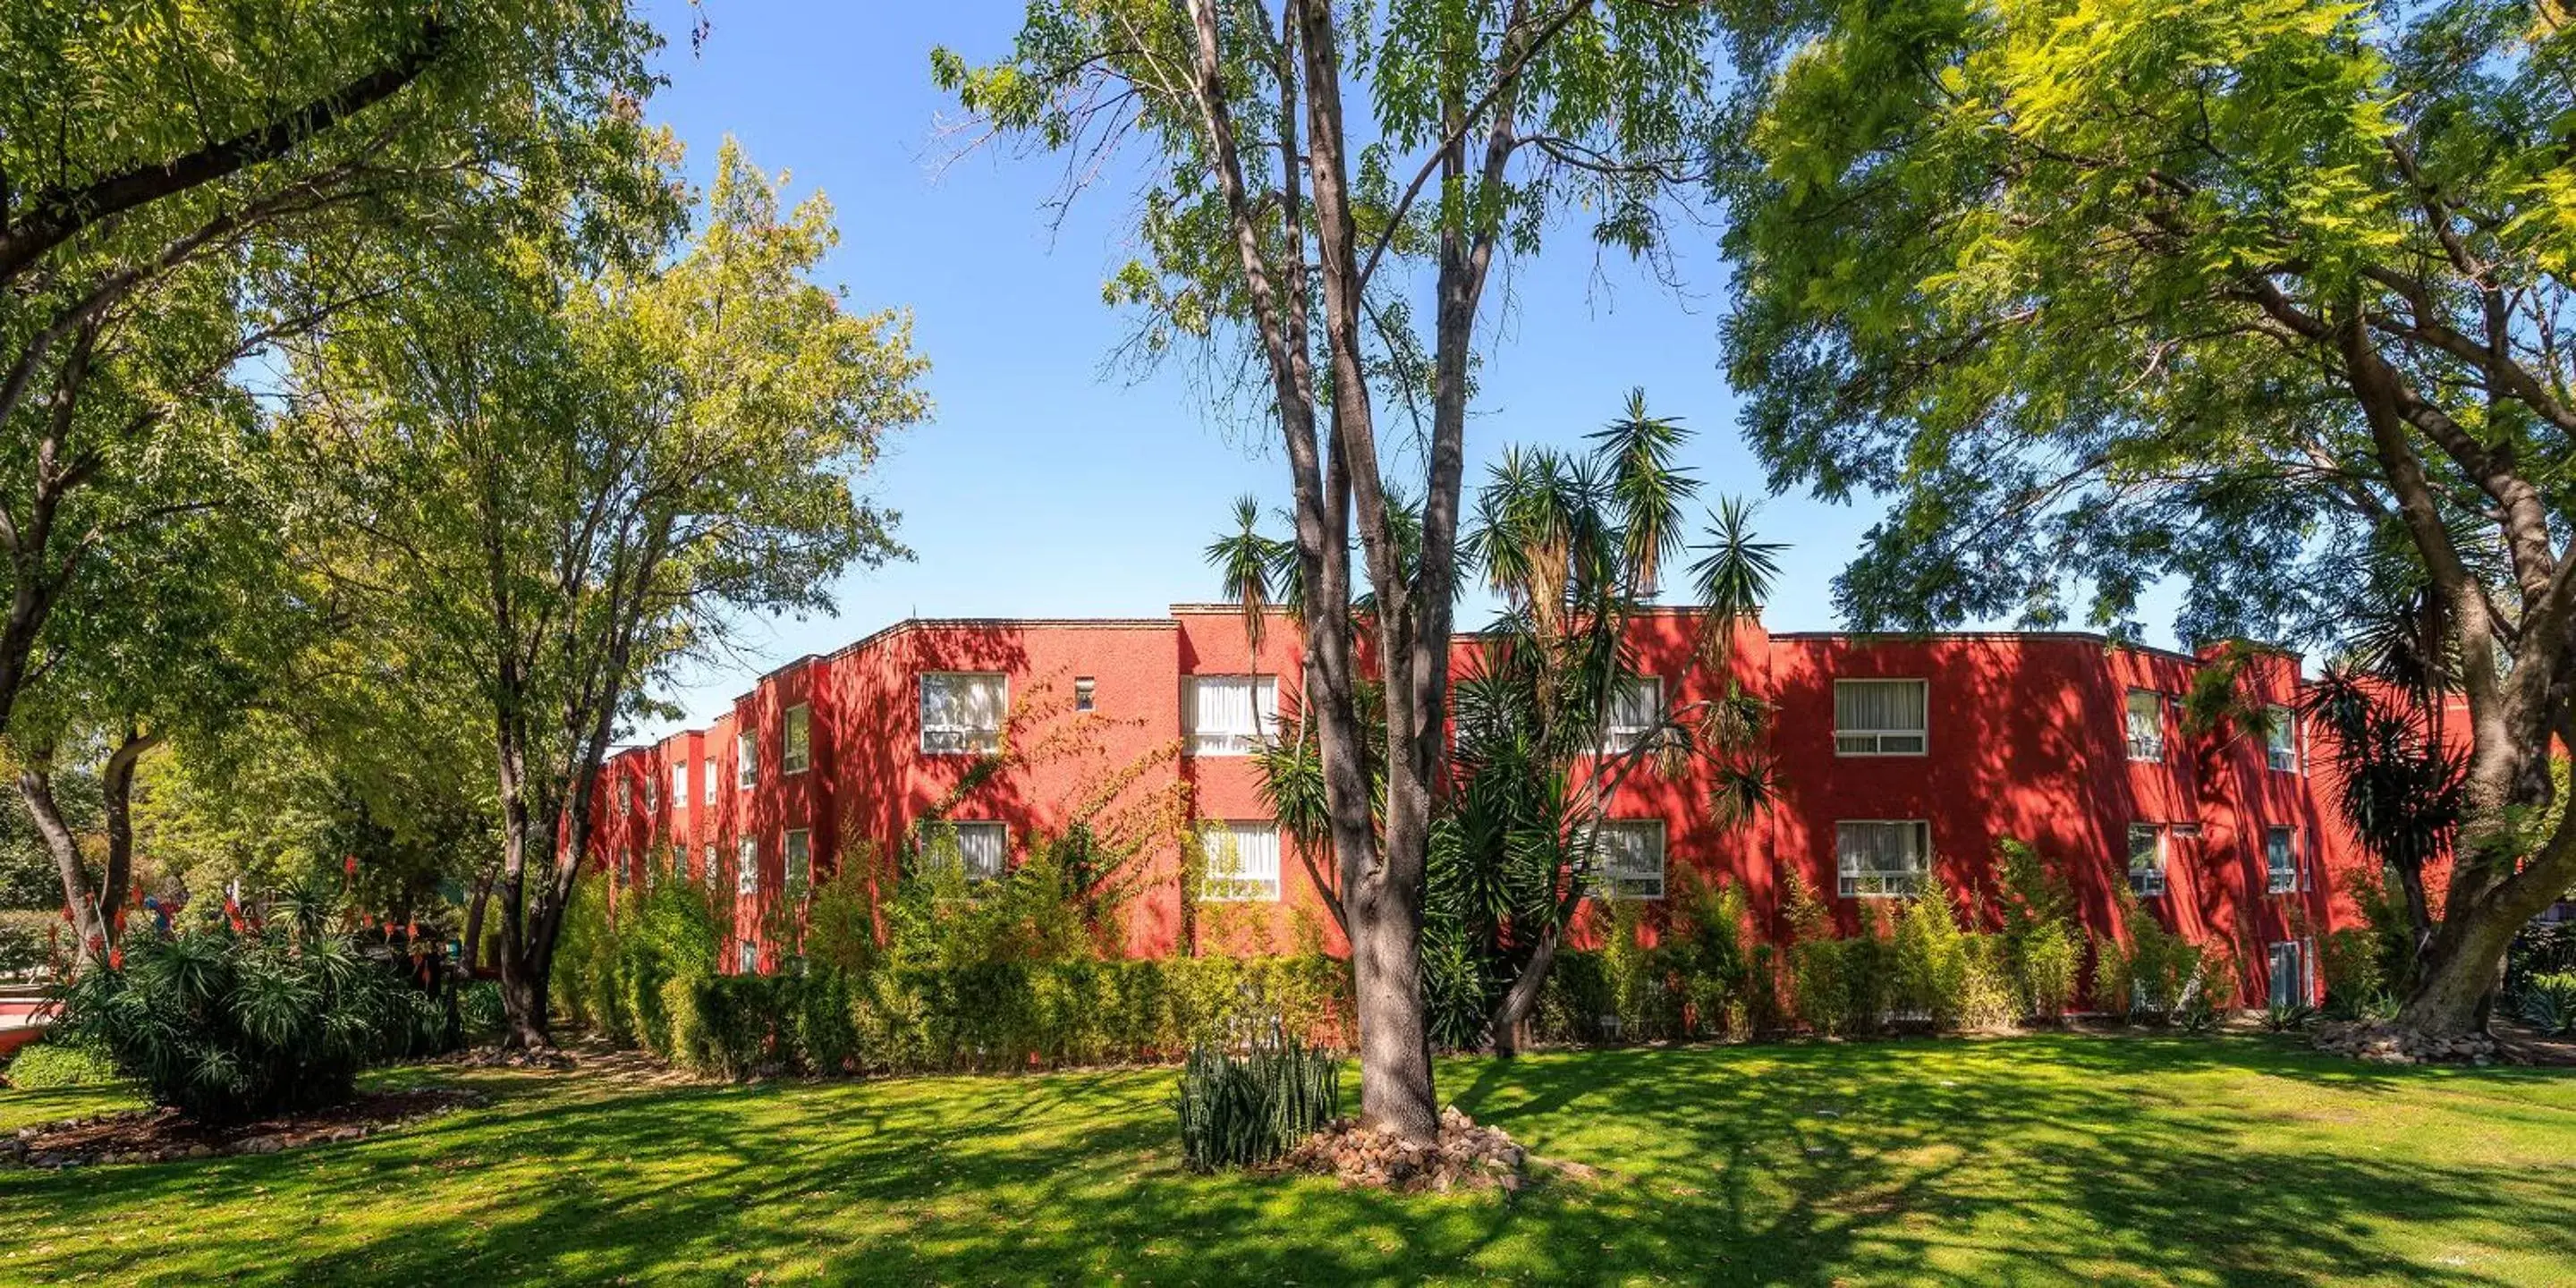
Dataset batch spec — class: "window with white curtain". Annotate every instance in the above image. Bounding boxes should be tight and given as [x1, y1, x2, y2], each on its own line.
[1834, 680, 1928, 755]
[1600, 677, 1663, 755]
[1198, 821, 1282, 902]
[783, 705, 811, 774]
[701, 844, 716, 887]
[2125, 689, 2165, 760]
[737, 837, 758, 896]
[1184, 675, 1279, 756]
[736, 732, 757, 788]
[1836, 820, 1931, 896]
[952, 821, 1007, 881]
[2128, 823, 2167, 897]
[2265, 705, 2298, 772]
[784, 829, 810, 894]
[642, 775, 657, 810]
[671, 762, 688, 807]
[2267, 826, 2301, 893]
[702, 759, 716, 805]
[921, 673, 1006, 754]
[1593, 820, 1666, 900]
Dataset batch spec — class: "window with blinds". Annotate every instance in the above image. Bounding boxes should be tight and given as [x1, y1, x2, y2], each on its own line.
[1198, 821, 1282, 901]
[2128, 823, 2167, 897]
[1834, 680, 1928, 755]
[953, 821, 1007, 882]
[921, 673, 1006, 754]
[1184, 675, 1279, 756]
[2266, 826, 2300, 893]
[1836, 820, 1931, 896]
[1593, 820, 1667, 900]
[1600, 677, 1663, 755]
[2125, 689, 2165, 760]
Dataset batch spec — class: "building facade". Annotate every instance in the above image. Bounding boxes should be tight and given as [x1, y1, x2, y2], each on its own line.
[590, 606, 2360, 1007]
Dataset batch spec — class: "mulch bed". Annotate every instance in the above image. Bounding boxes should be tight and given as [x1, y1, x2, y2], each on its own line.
[2, 1088, 485, 1170]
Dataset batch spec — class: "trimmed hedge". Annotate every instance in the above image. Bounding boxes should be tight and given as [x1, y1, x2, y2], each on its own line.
[4, 1040, 124, 1089]
[643, 955, 1352, 1080]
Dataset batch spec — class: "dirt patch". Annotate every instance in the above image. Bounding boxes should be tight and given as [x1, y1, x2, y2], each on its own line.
[2, 1087, 484, 1170]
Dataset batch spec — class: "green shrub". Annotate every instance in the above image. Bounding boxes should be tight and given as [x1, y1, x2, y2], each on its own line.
[2263, 1002, 2318, 1032]
[458, 979, 506, 1041]
[1173, 1033, 1338, 1172]
[54, 922, 428, 1122]
[0, 909, 59, 978]
[1993, 840, 2082, 1021]
[553, 877, 724, 1055]
[1892, 886, 1973, 1027]
[843, 953, 1349, 1074]
[2321, 927, 2386, 1017]
[2520, 971, 2576, 1037]
[2095, 887, 2206, 1021]
[4, 1040, 124, 1089]
[2014, 921, 2080, 1021]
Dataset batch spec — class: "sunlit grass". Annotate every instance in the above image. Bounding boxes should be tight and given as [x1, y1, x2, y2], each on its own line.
[4, 1033, 2572, 1285]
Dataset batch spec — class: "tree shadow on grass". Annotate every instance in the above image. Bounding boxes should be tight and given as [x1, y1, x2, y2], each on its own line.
[4, 1038, 2571, 1285]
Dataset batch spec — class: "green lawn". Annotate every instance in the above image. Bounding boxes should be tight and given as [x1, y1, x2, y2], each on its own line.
[4, 1034, 2572, 1286]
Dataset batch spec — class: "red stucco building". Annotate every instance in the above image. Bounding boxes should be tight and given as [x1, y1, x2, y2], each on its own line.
[591, 607, 2365, 1008]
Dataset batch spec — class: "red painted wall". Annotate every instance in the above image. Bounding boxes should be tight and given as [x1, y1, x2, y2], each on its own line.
[592, 608, 2372, 1006]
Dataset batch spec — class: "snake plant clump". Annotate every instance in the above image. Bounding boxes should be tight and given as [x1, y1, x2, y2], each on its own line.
[1174, 1030, 1338, 1173]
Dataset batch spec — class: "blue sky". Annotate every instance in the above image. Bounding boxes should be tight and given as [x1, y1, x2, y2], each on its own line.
[630, 3, 2174, 737]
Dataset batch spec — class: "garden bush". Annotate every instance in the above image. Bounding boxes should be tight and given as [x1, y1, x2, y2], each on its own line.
[458, 979, 506, 1042]
[3, 1039, 123, 1089]
[2520, 970, 2576, 1037]
[53, 922, 432, 1122]
[1174, 1031, 1338, 1172]
[0, 909, 58, 979]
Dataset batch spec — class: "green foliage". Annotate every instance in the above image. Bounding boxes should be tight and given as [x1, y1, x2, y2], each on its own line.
[2321, 927, 2387, 1017]
[1174, 1032, 1339, 1174]
[0, 909, 57, 977]
[52, 922, 441, 1122]
[551, 874, 723, 1055]
[457, 980, 505, 1043]
[2, 1040, 124, 1089]
[2262, 1003, 2318, 1033]
[2519, 972, 2576, 1038]
[1994, 840, 2087, 1021]
[2094, 888, 2215, 1022]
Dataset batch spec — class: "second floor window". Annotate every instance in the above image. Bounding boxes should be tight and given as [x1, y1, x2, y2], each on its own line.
[1834, 679, 1928, 755]
[1601, 678, 1663, 755]
[702, 759, 716, 805]
[2128, 823, 2167, 897]
[783, 704, 811, 775]
[2265, 705, 2298, 772]
[700, 844, 716, 887]
[736, 732, 758, 788]
[737, 837, 759, 897]
[2125, 689, 2165, 760]
[784, 829, 811, 896]
[1184, 675, 1278, 756]
[1836, 819, 1931, 897]
[921, 673, 1006, 754]
[671, 763, 687, 806]
[2267, 827, 2301, 894]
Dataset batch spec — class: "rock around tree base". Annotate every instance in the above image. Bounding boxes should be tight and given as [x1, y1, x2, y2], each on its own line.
[2313, 1021, 2499, 1065]
[1275, 1105, 1531, 1192]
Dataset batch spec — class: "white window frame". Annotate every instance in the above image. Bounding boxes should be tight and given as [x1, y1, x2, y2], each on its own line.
[616, 779, 631, 813]
[701, 843, 716, 887]
[2267, 939, 2313, 1009]
[2265, 705, 2299, 772]
[1836, 819, 1932, 897]
[1833, 679, 1929, 757]
[1183, 674, 1280, 757]
[737, 939, 758, 975]
[671, 762, 688, 807]
[2125, 689, 2166, 761]
[737, 836, 759, 897]
[783, 704, 811, 775]
[2265, 826, 2301, 894]
[2128, 823, 2167, 898]
[1599, 677, 1664, 756]
[920, 672, 1007, 755]
[1592, 819, 1667, 900]
[642, 774, 657, 810]
[949, 820, 1008, 882]
[736, 732, 758, 789]
[702, 759, 716, 806]
[784, 828, 811, 894]
[1197, 821, 1283, 902]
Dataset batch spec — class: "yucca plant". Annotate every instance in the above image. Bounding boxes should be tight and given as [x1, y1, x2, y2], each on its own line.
[1174, 1031, 1339, 1173]
[2520, 972, 2576, 1038]
[2262, 1002, 2318, 1033]
[54, 920, 421, 1123]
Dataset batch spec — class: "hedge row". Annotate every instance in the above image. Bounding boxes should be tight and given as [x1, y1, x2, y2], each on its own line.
[632, 955, 1352, 1080]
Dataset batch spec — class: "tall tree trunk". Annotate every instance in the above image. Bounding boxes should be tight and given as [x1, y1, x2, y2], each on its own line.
[1488, 923, 1560, 1058]
[97, 727, 159, 945]
[15, 742, 104, 967]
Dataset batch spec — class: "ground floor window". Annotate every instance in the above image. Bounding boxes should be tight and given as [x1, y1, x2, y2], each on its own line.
[952, 821, 1007, 881]
[2267, 939, 2313, 1009]
[784, 829, 811, 896]
[1595, 819, 1666, 899]
[737, 837, 759, 896]
[1836, 820, 1930, 897]
[1198, 821, 1282, 902]
[737, 939, 758, 975]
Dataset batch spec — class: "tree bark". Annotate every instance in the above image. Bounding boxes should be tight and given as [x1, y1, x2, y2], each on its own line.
[97, 727, 159, 946]
[1488, 922, 1560, 1058]
[15, 744, 104, 967]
